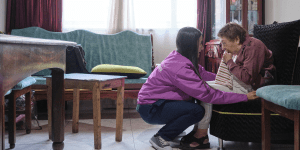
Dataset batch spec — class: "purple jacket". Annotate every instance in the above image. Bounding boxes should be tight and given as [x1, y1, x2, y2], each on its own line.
[137, 50, 248, 105]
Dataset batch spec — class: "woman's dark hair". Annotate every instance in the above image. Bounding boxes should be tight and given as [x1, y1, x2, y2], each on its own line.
[176, 27, 204, 81]
[217, 22, 247, 44]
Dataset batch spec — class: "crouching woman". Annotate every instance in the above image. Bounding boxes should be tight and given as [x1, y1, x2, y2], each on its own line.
[136, 27, 258, 150]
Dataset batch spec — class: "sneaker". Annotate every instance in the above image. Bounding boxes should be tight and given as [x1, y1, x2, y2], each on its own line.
[149, 133, 173, 150]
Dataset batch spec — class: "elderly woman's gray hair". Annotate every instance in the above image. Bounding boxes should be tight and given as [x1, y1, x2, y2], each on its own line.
[217, 23, 248, 44]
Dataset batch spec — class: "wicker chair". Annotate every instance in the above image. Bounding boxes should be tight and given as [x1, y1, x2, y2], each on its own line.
[209, 19, 300, 149]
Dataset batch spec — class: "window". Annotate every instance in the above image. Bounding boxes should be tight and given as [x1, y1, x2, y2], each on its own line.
[133, 0, 197, 29]
[62, 0, 197, 33]
[211, 0, 226, 39]
[62, 0, 110, 33]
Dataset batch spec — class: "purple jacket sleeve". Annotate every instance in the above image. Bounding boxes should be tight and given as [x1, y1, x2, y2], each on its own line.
[198, 64, 216, 81]
[172, 66, 248, 104]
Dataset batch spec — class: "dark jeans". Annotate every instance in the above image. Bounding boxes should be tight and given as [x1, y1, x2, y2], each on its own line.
[136, 99, 205, 141]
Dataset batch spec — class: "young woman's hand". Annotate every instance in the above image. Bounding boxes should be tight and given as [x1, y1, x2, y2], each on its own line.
[246, 91, 259, 100]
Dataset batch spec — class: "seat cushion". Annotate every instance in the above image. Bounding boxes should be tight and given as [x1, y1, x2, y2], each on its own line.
[125, 78, 147, 84]
[12, 76, 36, 90]
[91, 64, 147, 79]
[33, 75, 148, 85]
[5, 89, 12, 96]
[254, 19, 300, 85]
[32, 76, 46, 85]
[257, 85, 300, 110]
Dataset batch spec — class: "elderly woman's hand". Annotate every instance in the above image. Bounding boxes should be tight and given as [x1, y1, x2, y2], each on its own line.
[223, 52, 233, 63]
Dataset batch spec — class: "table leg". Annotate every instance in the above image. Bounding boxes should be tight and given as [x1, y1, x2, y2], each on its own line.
[25, 90, 32, 134]
[262, 99, 271, 150]
[8, 92, 16, 148]
[116, 79, 124, 142]
[92, 83, 101, 149]
[295, 110, 300, 150]
[72, 88, 80, 133]
[51, 69, 65, 143]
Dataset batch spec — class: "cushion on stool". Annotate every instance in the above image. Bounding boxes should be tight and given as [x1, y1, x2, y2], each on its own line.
[5, 89, 12, 96]
[32, 76, 46, 85]
[257, 85, 300, 110]
[12, 76, 36, 90]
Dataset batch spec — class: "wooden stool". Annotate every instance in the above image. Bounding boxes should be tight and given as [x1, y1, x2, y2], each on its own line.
[257, 85, 300, 150]
[5, 76, 36, 149]
[46, 73, 126, 149]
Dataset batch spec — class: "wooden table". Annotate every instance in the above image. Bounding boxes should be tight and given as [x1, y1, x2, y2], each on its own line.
[0, 34, 76, 149]
[45, 73, 126, 149]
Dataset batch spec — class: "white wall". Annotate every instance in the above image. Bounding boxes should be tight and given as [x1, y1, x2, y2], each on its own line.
[0, 0, 6, 32]
[265, 0, 300, 24]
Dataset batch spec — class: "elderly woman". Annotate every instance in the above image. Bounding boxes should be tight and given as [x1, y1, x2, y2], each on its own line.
[180, 23, 276, 149]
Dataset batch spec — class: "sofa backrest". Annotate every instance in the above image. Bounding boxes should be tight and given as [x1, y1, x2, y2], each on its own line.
[254, 19, 300, 85]
[11, 27, 153, 78]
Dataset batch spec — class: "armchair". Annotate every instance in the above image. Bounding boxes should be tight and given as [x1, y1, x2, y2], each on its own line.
[209, 19, 300, 148]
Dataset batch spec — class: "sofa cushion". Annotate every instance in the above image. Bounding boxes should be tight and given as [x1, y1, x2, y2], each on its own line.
[257, 85, 300, 110]
[91, 64, 147, 79]
[253, 19, 300, 85]
[12, 76, 36, 90]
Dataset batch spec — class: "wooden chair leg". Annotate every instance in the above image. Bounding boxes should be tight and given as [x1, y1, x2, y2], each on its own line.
[25, 90, 31, 134]
[46, 79, 52, 140]
[8, 91, 17, 149]
[92, 83, 101, 149]
[116, 84, 124, 142]
[72, 88, 80, 133]
[262, 99, 271, 150]
[294, 110, 300, 150]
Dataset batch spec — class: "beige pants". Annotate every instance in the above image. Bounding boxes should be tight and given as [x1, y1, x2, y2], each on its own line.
[198, 75, 253, 129]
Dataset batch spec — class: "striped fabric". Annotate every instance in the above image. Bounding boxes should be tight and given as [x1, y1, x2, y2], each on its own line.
[215, 51, 233, 89]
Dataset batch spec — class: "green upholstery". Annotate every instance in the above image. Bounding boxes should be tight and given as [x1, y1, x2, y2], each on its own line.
[257, 85, 300, 110]
[31, 76, 46, 85]
[12, 77, 36, 90]
[4, 77, 36, 96]
[34, 75, 147, 85]
[125, 78, 147, 84]
[11, 27, 153, 84]
[5, 89, 12, 96]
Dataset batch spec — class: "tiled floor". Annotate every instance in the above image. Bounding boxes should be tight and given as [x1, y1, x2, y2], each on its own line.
[5, 108, 295, 150]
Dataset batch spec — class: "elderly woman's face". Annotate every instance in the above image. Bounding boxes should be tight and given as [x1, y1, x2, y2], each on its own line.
[220, 37, 241, 54]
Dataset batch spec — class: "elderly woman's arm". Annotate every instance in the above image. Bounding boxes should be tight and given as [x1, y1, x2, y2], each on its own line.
[226, 42, 267, 85]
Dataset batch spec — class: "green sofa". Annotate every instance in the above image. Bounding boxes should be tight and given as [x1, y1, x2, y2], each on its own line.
[11, 27, 154, 108]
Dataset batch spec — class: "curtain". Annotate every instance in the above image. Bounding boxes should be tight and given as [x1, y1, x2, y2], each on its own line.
[107, 0, 135, 34]
[197, 0, 211, 67]
[107, 0, 197, 64]
[6, 0, 62, 34]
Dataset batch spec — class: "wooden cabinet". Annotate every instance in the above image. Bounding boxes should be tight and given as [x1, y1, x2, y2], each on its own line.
[226, 0, 264, 35]
[211, 0, 264, 39]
